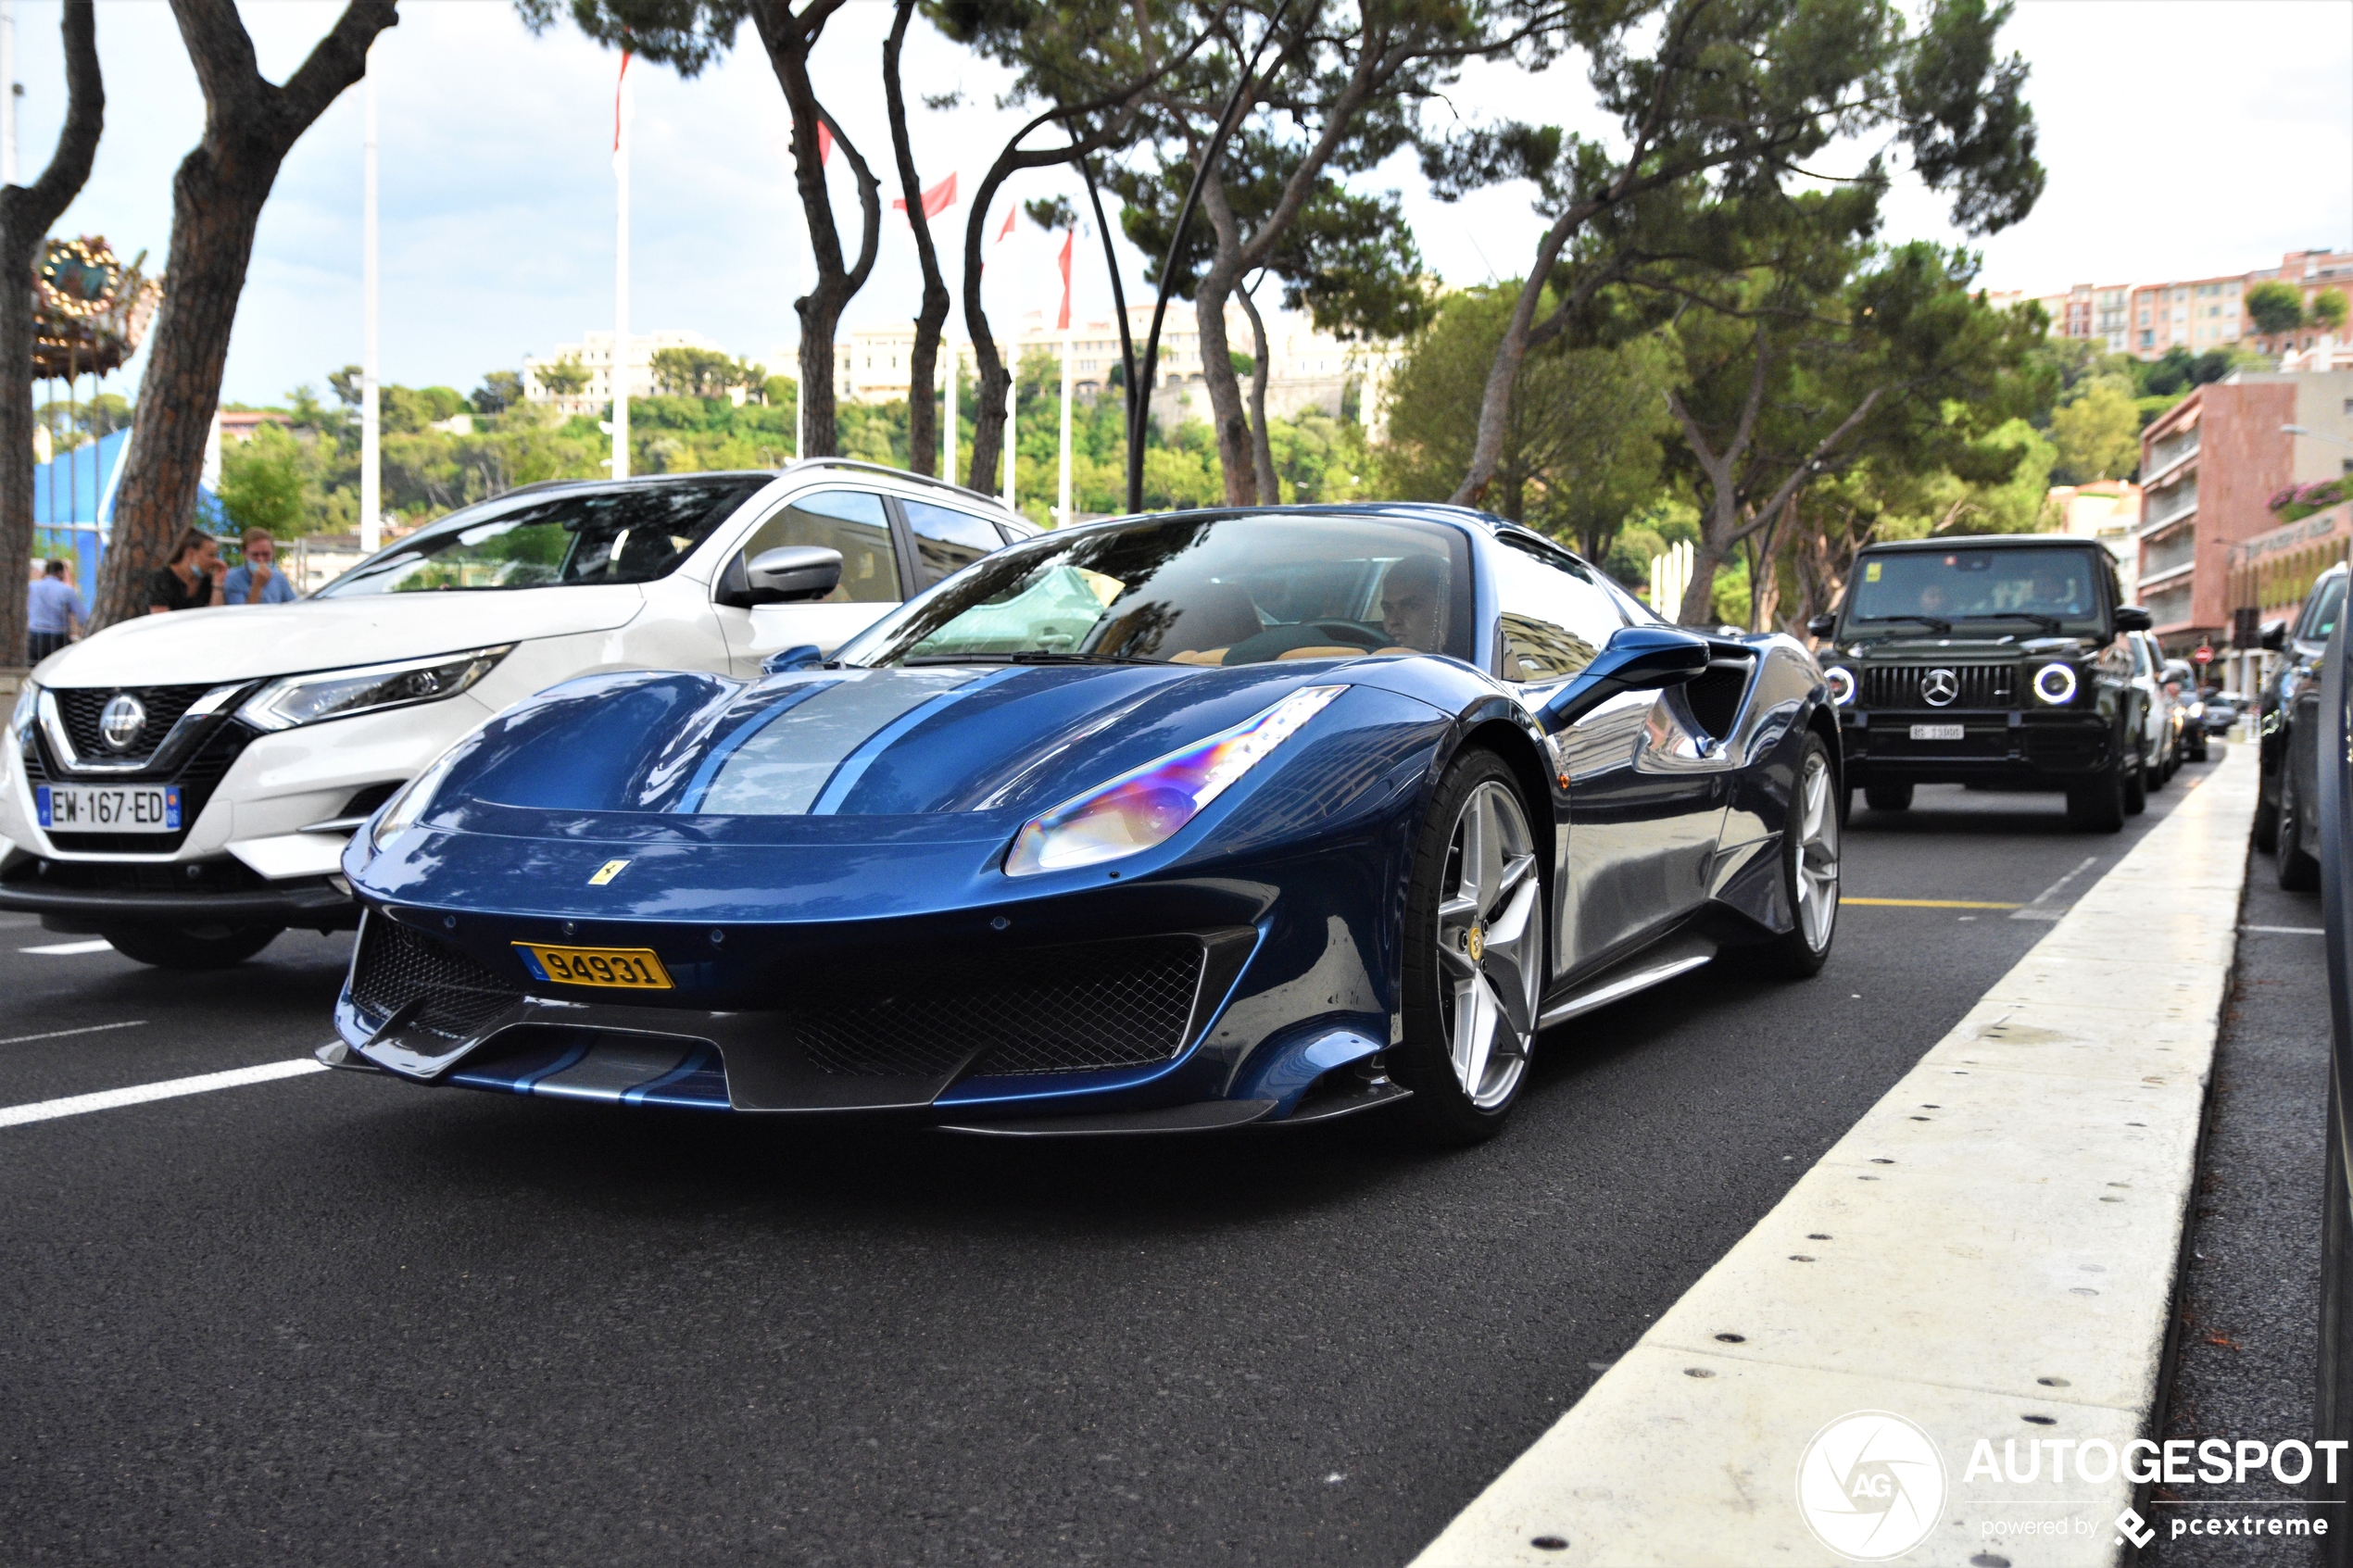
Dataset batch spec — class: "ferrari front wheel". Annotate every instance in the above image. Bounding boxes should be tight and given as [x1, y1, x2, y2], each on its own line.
[1396, 750, 1545, 1147]
[1736, 733, 1841, 978]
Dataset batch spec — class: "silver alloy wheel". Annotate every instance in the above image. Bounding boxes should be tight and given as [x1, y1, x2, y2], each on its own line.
[1794, 749, 1840, 952]
[1437, 780, 1542, 1110]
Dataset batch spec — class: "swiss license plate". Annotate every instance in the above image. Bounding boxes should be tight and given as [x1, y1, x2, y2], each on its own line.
[513, 943, 674, 990]
[1908, 723, 1966, 741]
[35, 784, 180, 833]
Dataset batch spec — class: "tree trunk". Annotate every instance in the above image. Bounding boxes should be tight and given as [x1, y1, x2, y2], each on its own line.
[0, 1, 100, 666]
[1191, 170, 1253, 505]
[95, 0, 393, 631]
[883, 0, 949, 478]
[753, 5, 878, 463]
[1236, 282, 1277, 503]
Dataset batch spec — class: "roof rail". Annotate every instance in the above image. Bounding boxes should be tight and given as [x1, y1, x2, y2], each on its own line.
[784, 456, 1015, 512]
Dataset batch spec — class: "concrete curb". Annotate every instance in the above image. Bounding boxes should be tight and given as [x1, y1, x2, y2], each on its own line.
[1413, 749, 2258, 1568]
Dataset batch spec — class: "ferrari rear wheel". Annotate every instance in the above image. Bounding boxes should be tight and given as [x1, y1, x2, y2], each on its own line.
[1396, 750, 1544, 1146]
[1736, 734, 1840, 978]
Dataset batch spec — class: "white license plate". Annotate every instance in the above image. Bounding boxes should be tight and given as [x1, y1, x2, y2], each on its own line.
[35, 784, 181, 833]
[1908, 723, 1966, 741]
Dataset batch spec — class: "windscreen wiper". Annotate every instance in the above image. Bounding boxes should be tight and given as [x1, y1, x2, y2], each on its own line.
[1956, 612, 2066, 634]
[901, 651, 1169, 666]
[1853, 613, 1951, 633]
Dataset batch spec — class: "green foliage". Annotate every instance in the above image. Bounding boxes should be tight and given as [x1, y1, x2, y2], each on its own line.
[537, 356, 590, 396]
[2049, 381, 2141, 483]
[1376, 283, 1673, 562]
[2314, 288, 2348, 332]
[472, 371, 525, 416]
[2246, 281, 2305, 335]
[649, 346, 762, 398]
[37, 390, 131, 450]
[215, 424, 310, 537]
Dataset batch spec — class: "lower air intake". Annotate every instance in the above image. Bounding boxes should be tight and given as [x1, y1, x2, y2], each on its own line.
[797, 935, 1206, 1078]
[349, 914, 524, 1040]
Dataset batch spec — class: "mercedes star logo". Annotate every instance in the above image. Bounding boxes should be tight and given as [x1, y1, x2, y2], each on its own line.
[1920, 668, 1960, 708]
[98, 693, 146, 752]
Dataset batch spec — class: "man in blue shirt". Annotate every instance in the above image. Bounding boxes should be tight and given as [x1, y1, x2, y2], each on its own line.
[27, 558, 84, 661]
[223, 528, 296, 604]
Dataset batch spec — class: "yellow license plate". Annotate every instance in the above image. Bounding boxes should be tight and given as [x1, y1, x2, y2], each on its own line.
[514, 943, 674, 990]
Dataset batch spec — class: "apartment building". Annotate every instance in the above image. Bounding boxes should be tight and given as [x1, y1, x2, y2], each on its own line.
[2048, 480, 2142, 601]
[1996, 249, 2353, 363]
[520, 329, 730, 416]
[2129, 275, 2244, 358]
[2135, 368, 2353, 646]
[2243, 248, 2353, 358]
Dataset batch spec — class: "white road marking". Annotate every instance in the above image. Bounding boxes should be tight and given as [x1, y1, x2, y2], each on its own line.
[2243, 924, 2325, 935]
[0, 1058, 327, 1129]
[0, 1020, 147, 1047]
[2007, 853, 2099, 921]
[19, 939, 115, 956]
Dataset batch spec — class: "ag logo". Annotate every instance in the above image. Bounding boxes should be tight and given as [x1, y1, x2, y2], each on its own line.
[1920, 668, 1959, 708]
[1794, 1410, 1945, 1561]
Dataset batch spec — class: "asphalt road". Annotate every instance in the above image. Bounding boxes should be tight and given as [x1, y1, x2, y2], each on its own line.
[0, 754, 2230, 1566]
[2145, 841, 2331, 1563]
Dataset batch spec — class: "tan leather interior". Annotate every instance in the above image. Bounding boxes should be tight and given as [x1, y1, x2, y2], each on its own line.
[1169, 648, 1227, 666]
[1276, 646, 1365, 661]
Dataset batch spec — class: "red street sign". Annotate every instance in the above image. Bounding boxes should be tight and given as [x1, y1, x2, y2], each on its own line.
[2194, 646, 2214, 663]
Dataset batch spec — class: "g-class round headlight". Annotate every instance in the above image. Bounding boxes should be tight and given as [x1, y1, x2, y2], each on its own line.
[1824, 667, 1856, 707]
[2032, 662, 2078, 705]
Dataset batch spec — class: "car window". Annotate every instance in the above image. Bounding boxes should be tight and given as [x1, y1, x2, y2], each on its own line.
[2297, 575, 2346, 644]
[318, 477, 767, 596]
[736, 489, 900, 604]
[1845, 547, 2102, 632]
[836, 512, 1475, 668]
[1491, 533, 1626, 684]
[903, 499, 1006, 588]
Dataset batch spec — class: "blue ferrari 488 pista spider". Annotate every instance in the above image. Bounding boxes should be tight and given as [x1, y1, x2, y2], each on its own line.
[323, 504, 1841, 1143]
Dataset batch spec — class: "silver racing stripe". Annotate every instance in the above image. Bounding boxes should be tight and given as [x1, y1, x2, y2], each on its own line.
[690, 668, 980, 817]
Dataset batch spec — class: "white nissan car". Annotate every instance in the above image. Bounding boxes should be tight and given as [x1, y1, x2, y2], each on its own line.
[1, 460, 1031, 967]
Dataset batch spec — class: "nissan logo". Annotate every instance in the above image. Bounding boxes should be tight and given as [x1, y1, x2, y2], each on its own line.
[98, 693, 146, 752]
[1920, 669, 1960, 708]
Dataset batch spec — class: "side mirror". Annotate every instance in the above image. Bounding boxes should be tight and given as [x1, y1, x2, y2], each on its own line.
[1535, 624, 1712, 734]
[1806, 612, 1837, 639]
[2261, 620, 2287, 651]
[761, 645, 824, 675]
[717, 545, 843, 608]
[2114, 606, 2153, 633]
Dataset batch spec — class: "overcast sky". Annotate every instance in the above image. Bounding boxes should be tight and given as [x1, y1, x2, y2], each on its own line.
[13, 0, 2350, 408]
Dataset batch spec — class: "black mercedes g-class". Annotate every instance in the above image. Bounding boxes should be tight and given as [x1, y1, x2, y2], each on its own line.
[1809, 535, 2155, 831]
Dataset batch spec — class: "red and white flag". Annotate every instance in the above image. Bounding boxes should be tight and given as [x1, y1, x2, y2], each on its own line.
[1055, 229, 1075, 332]
[611, 52, 634, 169]
[997, 205, 1016, 245]
[891, 171, 958, 220]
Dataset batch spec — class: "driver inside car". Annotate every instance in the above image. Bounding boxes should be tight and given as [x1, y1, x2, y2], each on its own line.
[1379, 555, 1447, 652]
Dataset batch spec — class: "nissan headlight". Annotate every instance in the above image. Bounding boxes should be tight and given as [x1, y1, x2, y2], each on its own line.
[1824, 667, 1856, 706]
[8, 679, 35, 738]
[2031, 661, 2078, 705]
[1004, 685, 1345, 877]
[368, 750, 460, 852]
[239, 645, 512, 733]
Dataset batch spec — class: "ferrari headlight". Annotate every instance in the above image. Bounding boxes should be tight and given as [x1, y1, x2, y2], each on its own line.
[1004, 684, 1345, 877]
[9, 679, 35, 738]
[368, 749, 460, 852]
[238, 645, 512, 733]
[1824, 667, 1856, 706]
[2031, 662, 2078, 706]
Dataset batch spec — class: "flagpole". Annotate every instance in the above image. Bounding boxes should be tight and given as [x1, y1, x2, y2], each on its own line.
[359, 47, 380, 555]
[611, 54, 632, 482]
[1057, 328, 1074, 528]
[944, 342, 957, 488]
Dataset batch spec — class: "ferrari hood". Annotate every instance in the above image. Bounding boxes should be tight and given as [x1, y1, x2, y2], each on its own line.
[425, 659, 1370, 831]
[30, 584, 647, 688]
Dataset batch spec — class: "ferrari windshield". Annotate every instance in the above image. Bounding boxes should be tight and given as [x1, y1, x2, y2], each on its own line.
[1844, 546, 2107, 633]
[317, 476, 766, 596]
[837, 512, 1475, 668]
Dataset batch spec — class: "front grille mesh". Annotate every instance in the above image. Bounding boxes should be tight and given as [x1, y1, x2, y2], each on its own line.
[796, 936, 1206, 1078]
[349, 914, 523, 1040]
[54, 684, 214, 765]
[1861, 664, 2014, 709]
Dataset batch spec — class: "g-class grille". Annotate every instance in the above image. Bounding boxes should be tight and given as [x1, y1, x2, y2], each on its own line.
[53, 683, 216, 766]
[348, 914, 524, 1041]
[1861, 664, 2015, 709]
[796, 936, 1206, 1079]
